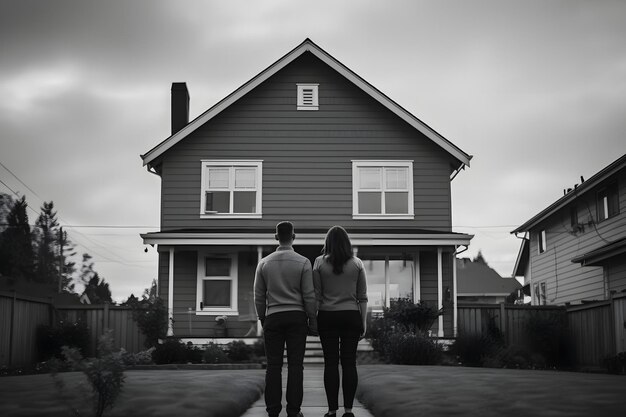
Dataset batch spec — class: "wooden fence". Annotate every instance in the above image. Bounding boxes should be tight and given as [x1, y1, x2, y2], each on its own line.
[0, 291, 147, 368]
[458, 292, 626, 368]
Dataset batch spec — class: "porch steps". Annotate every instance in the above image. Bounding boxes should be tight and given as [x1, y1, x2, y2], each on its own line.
[285, 336, 372, 364]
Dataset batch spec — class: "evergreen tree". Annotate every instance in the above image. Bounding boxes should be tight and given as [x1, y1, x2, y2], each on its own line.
[0, 196, 34, 280]
[0, 193, 13, 233]
[34, 201, 59, 284]
[472, 250, 489, 266]
[59, 228, 77, 293]
[79, 253, 96, 286]
[83, 273, 112, 304]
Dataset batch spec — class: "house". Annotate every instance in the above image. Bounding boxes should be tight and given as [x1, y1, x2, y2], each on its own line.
[456, 258, 522, 304]
[140, 39, 473, 341]
[512, 154, 626, 305]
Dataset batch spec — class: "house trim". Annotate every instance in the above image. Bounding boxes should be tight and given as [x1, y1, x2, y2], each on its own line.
[141, 38, 472, 170]
[511, 154, 626, 234]
[142, 232, 473, 247]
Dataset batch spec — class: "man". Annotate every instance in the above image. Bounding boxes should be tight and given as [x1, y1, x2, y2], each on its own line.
[254, 221, 317, 417]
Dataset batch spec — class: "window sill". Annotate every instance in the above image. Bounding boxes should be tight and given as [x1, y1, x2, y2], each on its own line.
[297, 106, 318, 111]
[195, 310, 239, 316]
[352, 214, 414, 220]
[200, 213, 262, 219]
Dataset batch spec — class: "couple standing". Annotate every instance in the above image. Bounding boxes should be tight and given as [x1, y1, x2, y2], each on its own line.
[254, 222, 368, 417]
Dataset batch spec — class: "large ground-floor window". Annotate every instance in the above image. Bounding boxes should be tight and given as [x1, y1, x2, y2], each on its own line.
[362, 256, 415, 312]
[196, 251, 239, 315]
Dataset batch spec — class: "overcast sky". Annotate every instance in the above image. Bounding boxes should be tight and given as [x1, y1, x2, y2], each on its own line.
[1, 0, 625, 302]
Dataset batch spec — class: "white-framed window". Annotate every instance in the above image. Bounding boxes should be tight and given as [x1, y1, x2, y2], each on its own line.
[200, 160, 262, 218]
[352, 160, 414, 219]
[297, 83, 319, 110]
[196, 252, 238, 315]
[597, 182, 619, 222]
[538, 229, 547, 254]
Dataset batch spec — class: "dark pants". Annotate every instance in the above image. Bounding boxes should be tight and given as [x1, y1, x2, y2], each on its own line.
[318, 310, 362, 411]
[263, 311, 308, 417]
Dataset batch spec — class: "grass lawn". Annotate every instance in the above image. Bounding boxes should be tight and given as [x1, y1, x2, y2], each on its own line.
[357, 365, 626, 417]
[0, 369, 265, 417]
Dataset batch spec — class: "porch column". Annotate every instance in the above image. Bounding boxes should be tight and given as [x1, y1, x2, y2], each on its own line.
[167, 248, 174, 337]
[384, 255, 390, 307]
[256, 246, 263, 337]
[413, 251, 421, 302]
[453, 246, 458, 337]
[437, 247, 444, 337]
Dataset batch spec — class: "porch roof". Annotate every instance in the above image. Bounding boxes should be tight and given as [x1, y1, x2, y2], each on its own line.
[141, 228, 473, 247]
[571, 237, 626, 266]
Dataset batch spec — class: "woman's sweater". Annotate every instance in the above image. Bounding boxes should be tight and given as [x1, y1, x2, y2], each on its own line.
[312, 255, 368, 311]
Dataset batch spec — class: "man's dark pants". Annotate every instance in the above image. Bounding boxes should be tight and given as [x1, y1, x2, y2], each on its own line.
[263, 311, 308, 417]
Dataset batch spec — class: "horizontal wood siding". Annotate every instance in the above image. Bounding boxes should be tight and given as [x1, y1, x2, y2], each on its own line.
[528, 168, 626, 304]
[159, 52, 455, 232]
[165, 248, 258, 338]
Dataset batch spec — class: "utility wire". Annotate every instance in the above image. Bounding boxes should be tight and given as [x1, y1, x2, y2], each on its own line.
[0, 160, 43, 200]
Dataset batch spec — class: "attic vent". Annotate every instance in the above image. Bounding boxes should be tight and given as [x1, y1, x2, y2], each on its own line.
[297, 83, 318, 110]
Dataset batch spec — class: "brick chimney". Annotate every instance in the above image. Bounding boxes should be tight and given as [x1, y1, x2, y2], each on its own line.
[171, 82, 189, 135]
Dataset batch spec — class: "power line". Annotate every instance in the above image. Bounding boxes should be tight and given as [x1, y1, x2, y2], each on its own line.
[0, 160, 43, 200]
[0, 178, 42, 218]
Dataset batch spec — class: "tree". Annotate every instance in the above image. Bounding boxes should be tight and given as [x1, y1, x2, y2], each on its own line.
[59, 228, 77, 293]
[124, 279, 167, 348]
[79, 253, 112, 303]
[34, 201, 59, 284]
[472, 250, 489, 266]
[0, 196, 34, 280]
[83, 273, 113, 304]
[0, 193, 13, 233]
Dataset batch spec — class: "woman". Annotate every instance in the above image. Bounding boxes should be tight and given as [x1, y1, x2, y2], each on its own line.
[313, 226, 368, 417]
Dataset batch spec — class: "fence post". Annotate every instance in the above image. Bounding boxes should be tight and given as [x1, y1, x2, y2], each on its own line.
[8, 291, 16, 367]
[103, 302, 110, 332]
[499, 302, 506, 336]
[609, 292, 616, 356]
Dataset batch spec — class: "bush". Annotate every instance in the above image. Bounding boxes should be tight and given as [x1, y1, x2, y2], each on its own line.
[523, 311, 572, 368]
[53, 330, 126, 417]
[129, 297, 168, 348]
[37, 320, 90, 361]
[384, 332, 444, 365]
[120, 347, 155, 366]
[604, 351, 626, 375]
[384, 298, 442, 334]
[203, 342, 229, 364]
[481, 344, 532, 369]
[450, 332, 501, 367]
[226, 340, 253, 362]
[152, 339, 203, 364]
[252, 338, 265, 358]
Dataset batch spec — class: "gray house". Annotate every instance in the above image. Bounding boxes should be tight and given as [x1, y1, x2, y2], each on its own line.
[140, 39, 473, 341]
[512, 154, 626, 305]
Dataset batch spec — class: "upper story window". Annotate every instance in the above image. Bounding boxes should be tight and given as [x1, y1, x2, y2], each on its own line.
[538, 229, 547, 254]
[352, 160, 414, 219]
[597, 182, 619, 222]
[196, 252, 238, 315]
[200, 160, 262, 218]
[297, 83, 319, 110]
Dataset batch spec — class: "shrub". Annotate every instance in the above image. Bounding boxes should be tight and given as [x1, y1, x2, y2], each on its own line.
[53, 330, 126, 417]
[384, 332, 444, 365]
[226, 340, 253, 362]
[203, 342, 229, 364]
[384, 298, 442, 334]
[523, 311, 572, 368]
[120, 347, 155, 366]
[252, 338, 265, 358]
[129, 297, 168, 348]
[481, 344, 532, 369]
[604, 351, 626, 375]
[450, 332, 501, 367]
[37, 320, 90, 361]
[152, 339, 203, 364]
[366, 315, 396, 358]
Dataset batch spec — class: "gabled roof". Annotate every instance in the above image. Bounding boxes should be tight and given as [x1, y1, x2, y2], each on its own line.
[456, 258, 522, 296]
[141, 38, 472, 170]
[511, 153, 626, 234]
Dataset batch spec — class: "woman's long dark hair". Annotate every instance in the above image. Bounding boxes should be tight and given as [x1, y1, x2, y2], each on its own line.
[322, 225, 353, 274]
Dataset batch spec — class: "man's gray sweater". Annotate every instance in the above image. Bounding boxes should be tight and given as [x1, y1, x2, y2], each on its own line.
[254, 246, 317, 323]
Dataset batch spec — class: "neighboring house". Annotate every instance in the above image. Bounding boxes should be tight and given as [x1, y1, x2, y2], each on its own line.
[456, 258, 521, 304]
[140, 39, 473, 340]
[512, 154, 626, 305]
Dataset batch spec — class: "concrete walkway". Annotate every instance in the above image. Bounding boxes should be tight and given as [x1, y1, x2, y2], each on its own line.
[241, 365, 374, 417]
